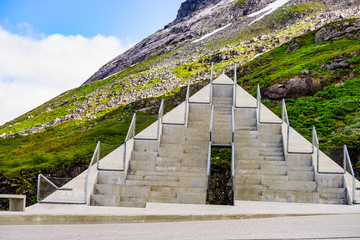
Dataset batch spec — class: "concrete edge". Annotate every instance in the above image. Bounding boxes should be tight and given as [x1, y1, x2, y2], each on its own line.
[0, 213, 346, 225]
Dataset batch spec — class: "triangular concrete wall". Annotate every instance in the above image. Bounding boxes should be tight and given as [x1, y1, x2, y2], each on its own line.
[30, 74, 359, 207]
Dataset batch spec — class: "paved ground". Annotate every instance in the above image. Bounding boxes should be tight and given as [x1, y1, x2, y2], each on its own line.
[1, 214, 360, 240]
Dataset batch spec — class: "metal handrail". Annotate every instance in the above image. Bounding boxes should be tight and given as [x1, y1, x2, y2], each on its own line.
[122, 113, 136, 171]
[257, 84, 282, 124]
[162, 80, 190, 125]
[343, 145, 360, 204]
[282, 99, 313, 154]
[314, 126, 344, 175]
[37, 141, 100, 204]
[189, 63, 213, 104]
[231, 105, 235, 180]
[134, 99, 164, 141]
[206, 104, 215, 200]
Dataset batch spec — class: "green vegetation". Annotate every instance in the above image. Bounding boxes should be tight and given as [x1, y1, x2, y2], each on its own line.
[235, 0, 247, 8]
[237, 36, 360, 90]
[269, 78, 360, 149]
[145, 78, 161, 88]
[208, 147, 233, 205]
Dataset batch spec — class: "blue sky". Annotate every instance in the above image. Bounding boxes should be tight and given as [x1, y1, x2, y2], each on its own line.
[0, 0, 183, 41]
[0, 0, 184, 125]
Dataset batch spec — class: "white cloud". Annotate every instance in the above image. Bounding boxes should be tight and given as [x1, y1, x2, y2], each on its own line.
[0, 25, 131, 125]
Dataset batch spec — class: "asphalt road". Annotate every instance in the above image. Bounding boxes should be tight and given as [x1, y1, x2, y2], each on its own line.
[1, 214, 360, 240]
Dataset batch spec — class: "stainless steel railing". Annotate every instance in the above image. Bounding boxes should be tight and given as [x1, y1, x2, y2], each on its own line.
[257, 84, 282, 124]
[231, 105, 235, 181]
[282, 99, 313, 154]
[122, 113, 136, 171]
[343, 145, 360, 204]
[37, 141, 100, 204]
[206, 104, 214, 200]
[162, 80, 190, 125]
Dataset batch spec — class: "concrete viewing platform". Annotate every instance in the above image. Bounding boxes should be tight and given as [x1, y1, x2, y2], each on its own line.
[1, 74, 359, 226]
[1, 200, 360, 225]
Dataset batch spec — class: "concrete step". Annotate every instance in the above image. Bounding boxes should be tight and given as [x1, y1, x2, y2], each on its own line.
[126, 180, 179, 187]
[257, 124, 281, 134]
[148, 197, 179, 204]
[186, 130, 209, 138]
[213, 97, 233, 103]
[234, 189, 262, 197]
[234, 194, 262, 201]
[236, 159, 286, 167]
[189, 113, 210, 121]
[128, 170, 207, 178]
[156, 156, 182, 162]
[286, 154, 312, 167]
[187, 121, 210, 128]
[185, 136, 209, 142]
[158, 147, 183, 158]
[316, 174, 344, 188]
[212, 137, 231, 145]
[261, 190, 319, 203]
[182, 153, 208, 168]
[134, 140, 158, 152]
[150, 186, 206, 193]
[261, 179, 317, 192]
[156, 160, 182, 168]
[259, 134, 282, 143]
[234, 108, 256, 118]
[189, 104, 211, 113]
[183, 147, 208, 154]
[287, 166, 314, 171]
[149, 190, 177, 199]
[238, 165, 288, 175]
[235, 118, 257, 127]
[183, 141, 209, 149]
[234, 131, 258, 139]
[318, 187, 346, 199]
[90, 195, 146, 208]
[318, 198, 348, 205]
[234, 174, 288, 188]
[161, 134, 184, 144]
[179, 176, 208, 188]
[131, 151, 157, 161]
[162, 125, 186, 136]
[235, 126, 257, 131]
[129, 160, 156, 171]
[177, 191, 207, 204]
[126, 175, 180, 182]
[288, 171, 315, 181]
[93, 184, 150, 197]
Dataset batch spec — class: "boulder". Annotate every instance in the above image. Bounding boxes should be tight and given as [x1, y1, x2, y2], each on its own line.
[262, 77, 322, 99]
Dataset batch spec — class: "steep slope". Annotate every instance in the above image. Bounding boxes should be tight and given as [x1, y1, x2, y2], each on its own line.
[0, 0, 360, 208]
[2, 0, 360, 138]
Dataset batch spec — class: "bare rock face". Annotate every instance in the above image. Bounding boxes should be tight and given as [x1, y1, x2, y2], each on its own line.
[315, 18, 360, 43]
[262, 77, 322, 99]
[175, 0, 222, 21]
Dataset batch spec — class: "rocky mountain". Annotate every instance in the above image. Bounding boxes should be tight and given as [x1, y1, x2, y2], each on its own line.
[1, 0, 360, 207]
[1, 0, 359, 138]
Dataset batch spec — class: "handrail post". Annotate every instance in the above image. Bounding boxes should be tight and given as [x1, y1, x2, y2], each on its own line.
[257, 84, 261, 123]
[210, 62, 213, 104]
[37, 174, 40, 202]
[234, 63, 237, 107]
[185, 80, 190, 125]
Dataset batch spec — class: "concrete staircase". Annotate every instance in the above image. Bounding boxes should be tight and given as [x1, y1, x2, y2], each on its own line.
[212, 97, 232, 145]
[90, 75, 349, 208]
[90, 103, 210, 207]
[233, 108, 348, 204]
